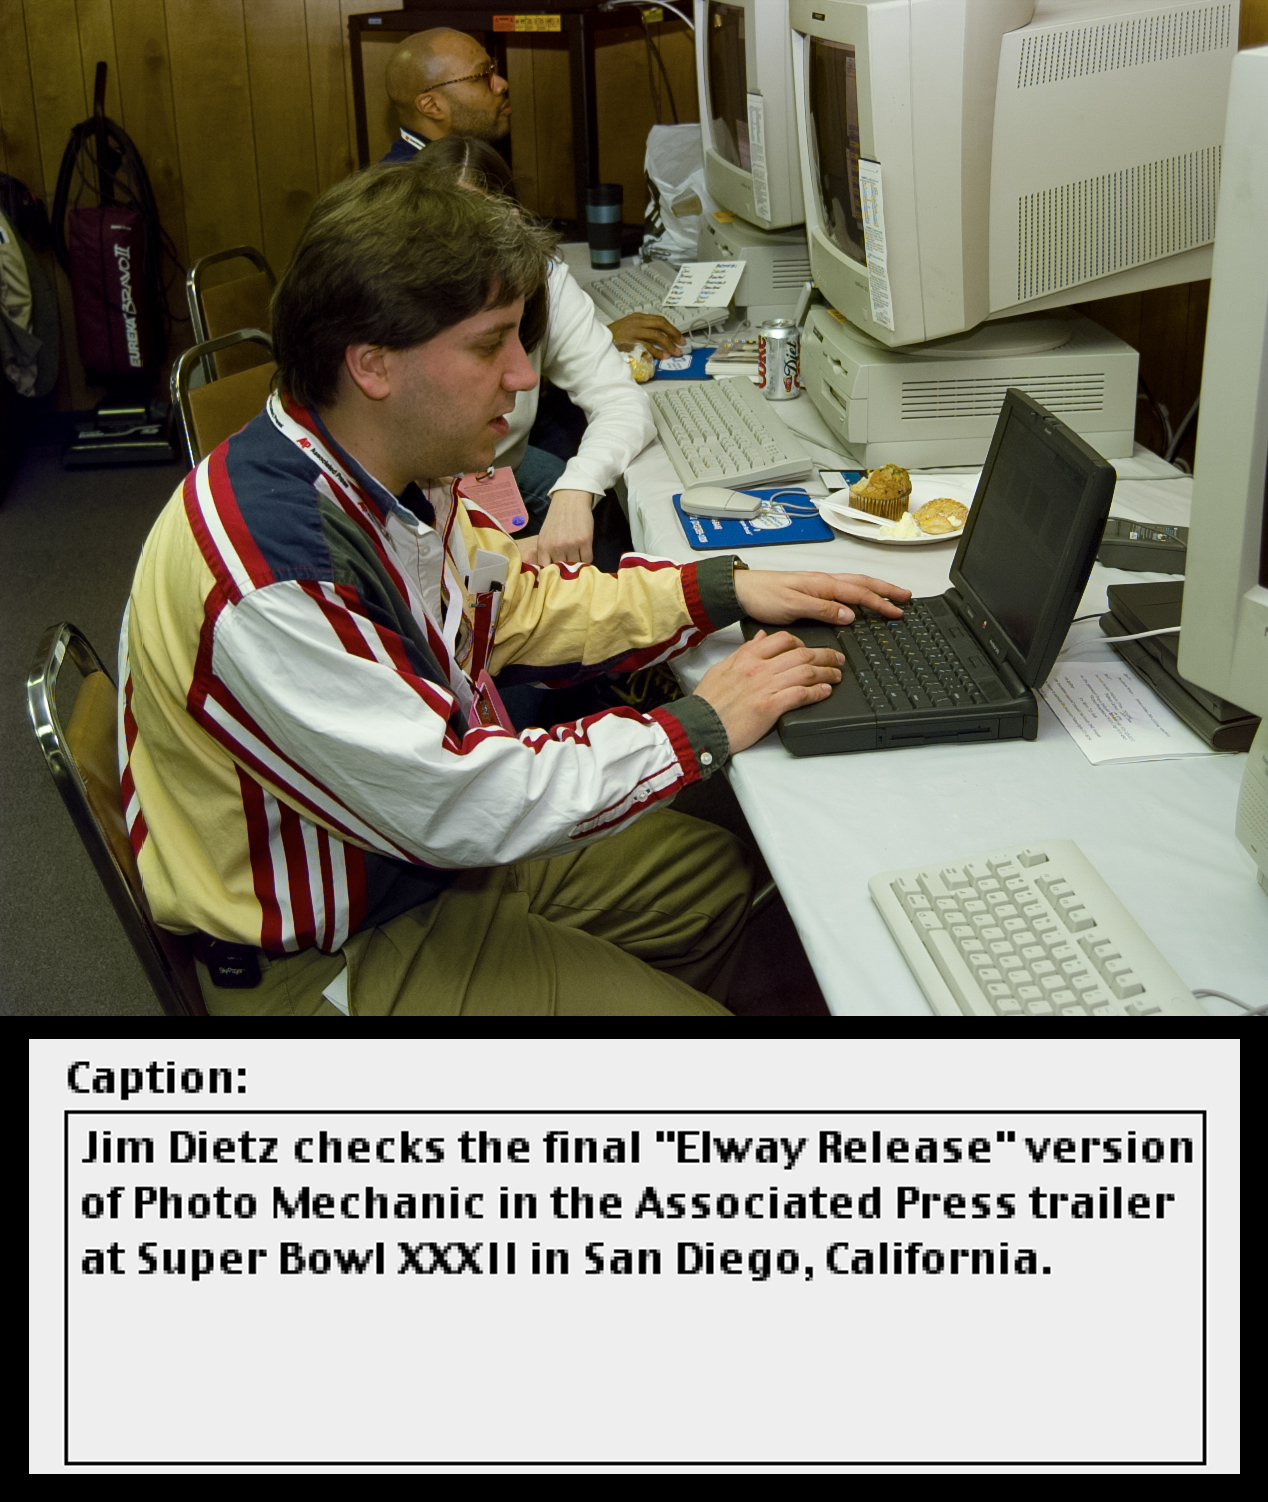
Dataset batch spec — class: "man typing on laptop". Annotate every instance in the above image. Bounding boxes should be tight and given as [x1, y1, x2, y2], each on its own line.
[119, 166, 911, 1016]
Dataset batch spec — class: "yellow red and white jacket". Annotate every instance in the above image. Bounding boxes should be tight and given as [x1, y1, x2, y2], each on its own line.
[119, 392, 739, 953]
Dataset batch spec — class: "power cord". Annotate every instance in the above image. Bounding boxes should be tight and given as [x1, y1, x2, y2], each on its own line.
[1193, 988, 1264, 1015]
[601, 0, 695, 30]
[762, 489, 823, 517]
[1057, 622, 1180, 661]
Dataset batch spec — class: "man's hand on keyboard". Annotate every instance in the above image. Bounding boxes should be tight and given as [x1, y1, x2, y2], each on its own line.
[608, 313, 684, 360]
[694, 630, 845, 754]
[734, 569, 911, 627]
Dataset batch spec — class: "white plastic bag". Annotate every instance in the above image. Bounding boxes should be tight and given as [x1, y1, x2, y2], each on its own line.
[642, 124, 716, 266]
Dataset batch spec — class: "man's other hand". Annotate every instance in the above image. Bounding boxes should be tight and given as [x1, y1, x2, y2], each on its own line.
[535, 489, 596, 564]
[734, 568, 911, 628]
[694, 630, 844, 755]
[608, 314, 684, 360]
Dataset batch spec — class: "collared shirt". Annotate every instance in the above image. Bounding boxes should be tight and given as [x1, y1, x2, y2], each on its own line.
[118, 394, 737, 953]
[379, 130, 426, 165]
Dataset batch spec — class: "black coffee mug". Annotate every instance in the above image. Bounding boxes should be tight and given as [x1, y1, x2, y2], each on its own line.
[586, 184, 623, 269]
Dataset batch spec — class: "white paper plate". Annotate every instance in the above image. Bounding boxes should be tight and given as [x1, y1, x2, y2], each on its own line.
[819, 474, 977, 546]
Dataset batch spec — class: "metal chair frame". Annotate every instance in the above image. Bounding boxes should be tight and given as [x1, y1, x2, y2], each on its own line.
[185, 244, 276, 345]
[26, 623, 207, 1016]
[171, 328, 274, 468]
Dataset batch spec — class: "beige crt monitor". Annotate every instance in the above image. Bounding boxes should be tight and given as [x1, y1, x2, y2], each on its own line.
[1177, 45, 1268, 895]
[695, 0, 806, 231]
[789, 0, 1237, 349]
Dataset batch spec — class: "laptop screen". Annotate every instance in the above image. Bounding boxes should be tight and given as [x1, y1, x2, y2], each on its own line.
[953, 394, 1113, 682]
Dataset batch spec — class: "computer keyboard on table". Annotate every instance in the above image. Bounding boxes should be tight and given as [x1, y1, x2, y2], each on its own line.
[649, 373, 814, 489]
[870, 839, 1206, 1016]
[585, 261, 721, 334]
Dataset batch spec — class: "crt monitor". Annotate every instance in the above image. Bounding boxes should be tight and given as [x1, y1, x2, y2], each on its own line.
[695, 0, 806, 231]
[1178, 43, 1268, 724]
[789, 0, 1238, 349]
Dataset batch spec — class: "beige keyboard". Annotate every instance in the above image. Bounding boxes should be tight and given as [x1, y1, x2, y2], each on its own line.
[585, 261, 720, 334]
[871, 839, 1206, 1017]
[648, 374, 814, 490]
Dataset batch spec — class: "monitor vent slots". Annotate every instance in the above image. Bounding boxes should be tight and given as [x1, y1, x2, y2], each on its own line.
[770, 254, 814, 289]
[1016, 146, 1220, 301]
[1015, 3, 1233, 89]
[900, 375, 1106, 420]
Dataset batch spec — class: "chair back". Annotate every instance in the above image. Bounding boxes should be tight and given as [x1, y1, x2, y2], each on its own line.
[171, 330, 276, 467]
[187, 246, 276, 377]
[26, 624, 207, 1016]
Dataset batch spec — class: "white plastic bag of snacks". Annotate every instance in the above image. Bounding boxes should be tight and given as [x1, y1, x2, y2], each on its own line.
[621, 342, 656, 383]
[641, 125, 715, 266]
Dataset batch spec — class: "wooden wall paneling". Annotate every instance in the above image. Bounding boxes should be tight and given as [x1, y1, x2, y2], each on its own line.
[25, 0, 97, 408]
[650, 19, 700, 123]
[593, 21, 700, 225]
[164, 0, 263, 270]
[305, 0, 355, 194]
[1176, 278, 1210, 468]
[595, 24, 662, 223]
[73, 0, 122, 122]
[24, 0, 89, 200]
[505, 43, 539, 209]
[110, 0, 191, 362]
[1241, 0, 1268, 47]
[360, 34, 403, 164]
[338, 0, 401, 171]
[0, 2, 43, 190]
[1138, 282, 1194, 435]
[243, 0, 322, 274]
[506, 34, 572, 221]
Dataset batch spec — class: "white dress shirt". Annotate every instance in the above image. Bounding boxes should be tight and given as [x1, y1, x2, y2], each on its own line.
[495, 258, 655, 502]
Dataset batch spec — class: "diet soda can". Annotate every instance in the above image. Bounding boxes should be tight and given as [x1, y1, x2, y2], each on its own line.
[757, 319, 801, 401]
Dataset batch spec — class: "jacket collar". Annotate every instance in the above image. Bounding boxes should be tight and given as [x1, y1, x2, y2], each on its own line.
[277, 394, 436, 527]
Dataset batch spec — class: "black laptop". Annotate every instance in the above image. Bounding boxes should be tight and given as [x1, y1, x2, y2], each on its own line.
[742, 389, 1116, 757]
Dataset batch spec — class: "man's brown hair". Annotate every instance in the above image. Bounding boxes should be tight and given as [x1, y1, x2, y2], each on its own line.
[406, 135, 550, 357]
[271, 163, 557, 409]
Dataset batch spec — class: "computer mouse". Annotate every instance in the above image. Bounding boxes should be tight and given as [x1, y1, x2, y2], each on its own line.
[679, 486, 762, 518]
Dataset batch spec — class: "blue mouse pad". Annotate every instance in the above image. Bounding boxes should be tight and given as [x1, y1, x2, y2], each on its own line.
[653, 347, 716, 379]
[673, 488, 837, 549]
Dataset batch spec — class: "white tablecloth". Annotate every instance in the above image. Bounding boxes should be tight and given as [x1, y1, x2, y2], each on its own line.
[623, 416, 1267, 1016]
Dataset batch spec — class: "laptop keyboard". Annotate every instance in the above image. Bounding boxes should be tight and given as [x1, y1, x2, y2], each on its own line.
[841, 600, 1007, 714]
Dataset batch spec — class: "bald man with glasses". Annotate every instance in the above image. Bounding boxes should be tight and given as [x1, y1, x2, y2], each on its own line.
[382, 28, 512, 159]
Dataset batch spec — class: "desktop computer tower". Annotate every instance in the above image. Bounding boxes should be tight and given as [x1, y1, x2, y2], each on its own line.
[696, 212, 810, 324]
[800, 305, 1138, 469]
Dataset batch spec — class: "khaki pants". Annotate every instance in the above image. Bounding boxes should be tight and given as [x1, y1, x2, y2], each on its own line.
[198, 809, 751, 1016]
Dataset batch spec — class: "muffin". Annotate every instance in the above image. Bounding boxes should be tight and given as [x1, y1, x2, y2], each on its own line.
[848, 464, 912, 521]
[914, 497, 969, 534]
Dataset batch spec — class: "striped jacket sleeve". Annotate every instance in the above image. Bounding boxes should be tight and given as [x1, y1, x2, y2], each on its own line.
[203, 569, 721, 869]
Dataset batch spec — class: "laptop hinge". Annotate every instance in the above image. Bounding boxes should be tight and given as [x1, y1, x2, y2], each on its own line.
[998, 657, 1026, 697]
[948, 586, 1024, 685]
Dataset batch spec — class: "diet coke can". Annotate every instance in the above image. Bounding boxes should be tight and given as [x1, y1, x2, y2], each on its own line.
[757, 319, 801, 401]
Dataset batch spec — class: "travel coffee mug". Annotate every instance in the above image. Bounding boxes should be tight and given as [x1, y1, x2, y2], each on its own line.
[586, 183, 623, 269]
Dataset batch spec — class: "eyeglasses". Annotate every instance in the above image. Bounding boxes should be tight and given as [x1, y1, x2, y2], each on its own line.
[429, 62, 498, 91]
